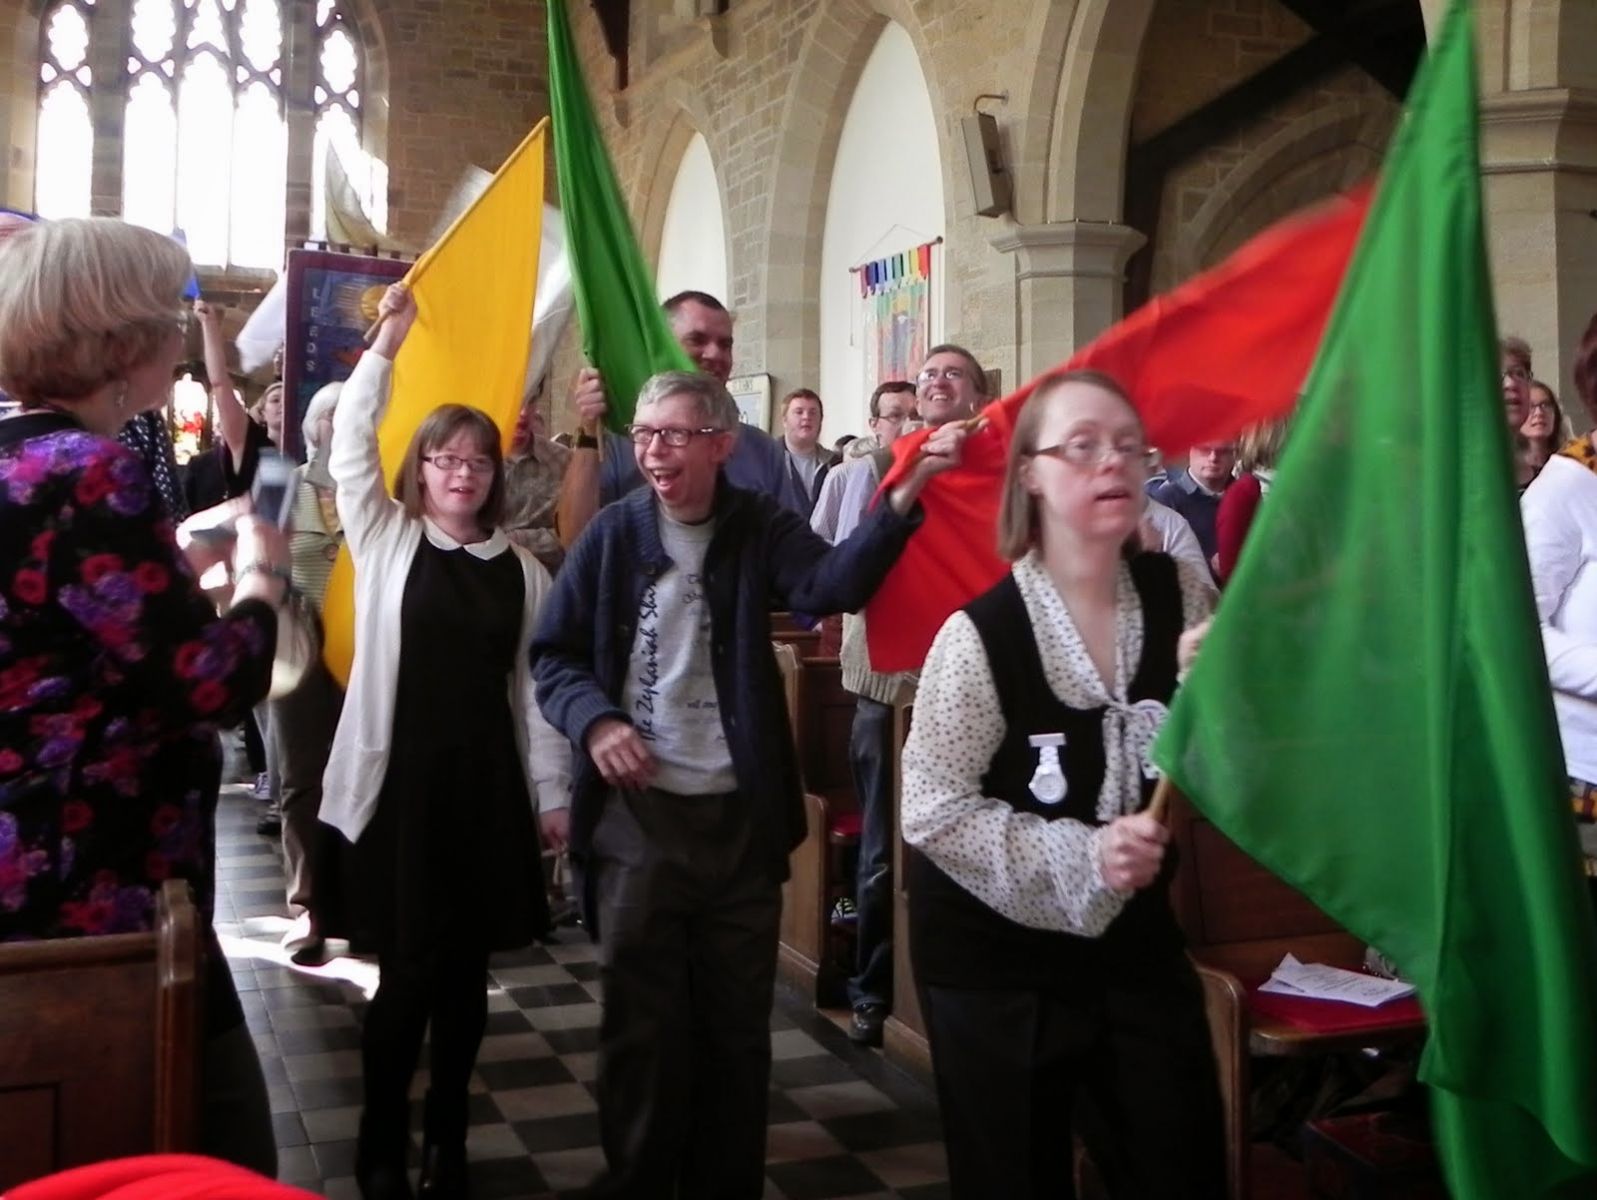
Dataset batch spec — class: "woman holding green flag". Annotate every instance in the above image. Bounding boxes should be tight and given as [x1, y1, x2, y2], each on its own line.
[901, 369, 1224, 1199]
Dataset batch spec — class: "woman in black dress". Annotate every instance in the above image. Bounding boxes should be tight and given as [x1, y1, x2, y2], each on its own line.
[319, 285, 571, 1199]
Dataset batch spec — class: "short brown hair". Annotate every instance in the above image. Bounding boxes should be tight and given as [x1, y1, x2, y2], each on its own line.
[0, 217, 191, 405]
[869, 380, 915, 420]
[1500, 336, 1532, 373]
[923, 343, 989, 397]
[781, 387, 822, 419]
[393, 405, 507, 528]
[996, 369, 1137, 561]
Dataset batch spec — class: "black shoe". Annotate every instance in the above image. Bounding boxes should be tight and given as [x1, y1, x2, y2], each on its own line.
[417, 1141, 469, 1198]
[848, 1003, 888, 1047]
[355, 1160, 414, 1200]
[255, 812, 281, 836]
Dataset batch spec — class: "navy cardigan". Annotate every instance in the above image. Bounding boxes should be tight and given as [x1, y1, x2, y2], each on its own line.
[530, 473, 923, 889]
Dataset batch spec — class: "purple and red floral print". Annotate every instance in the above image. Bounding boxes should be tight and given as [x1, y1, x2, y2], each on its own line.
[0, 428, 276, 939]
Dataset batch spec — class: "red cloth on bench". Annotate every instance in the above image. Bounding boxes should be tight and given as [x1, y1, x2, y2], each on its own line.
[1248, 985, 1425, 1034]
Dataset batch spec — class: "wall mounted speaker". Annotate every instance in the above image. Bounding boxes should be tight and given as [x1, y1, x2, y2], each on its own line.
[961, 112, 1011, 218]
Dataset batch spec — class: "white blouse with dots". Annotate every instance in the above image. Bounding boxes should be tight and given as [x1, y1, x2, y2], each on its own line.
[901, 551, 1212, 938]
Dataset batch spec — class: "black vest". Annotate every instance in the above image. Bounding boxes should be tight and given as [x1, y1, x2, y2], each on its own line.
[907, 553, 1187, 992]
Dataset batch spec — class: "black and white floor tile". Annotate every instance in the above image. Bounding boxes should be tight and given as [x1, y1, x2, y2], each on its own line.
[213, 785, 951, 1200]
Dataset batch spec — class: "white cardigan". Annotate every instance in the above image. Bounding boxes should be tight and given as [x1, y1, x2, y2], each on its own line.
[1522, 451, 1597, 784]
[319, 351, 570, 843]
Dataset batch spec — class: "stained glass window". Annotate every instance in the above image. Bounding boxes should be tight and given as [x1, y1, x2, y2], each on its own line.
[311, 2, 375, 239]
[36, 2, 94, 218]
[37, 0, 377, 269]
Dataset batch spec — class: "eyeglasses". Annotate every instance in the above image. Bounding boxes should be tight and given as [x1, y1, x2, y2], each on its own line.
[1530, 400, 1556, 412]
[1502, 366, 1532, 382]
[871, 411, 908, 424]
[624, 424, 725, 447]
[422, 454, 495, 475]
[1031, 437, 1156, 469]
[917, 367, 967, 385]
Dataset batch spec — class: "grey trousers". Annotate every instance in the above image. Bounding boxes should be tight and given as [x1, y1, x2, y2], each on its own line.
[270, 659, 343, 917]
[588, 788, 782, 1200]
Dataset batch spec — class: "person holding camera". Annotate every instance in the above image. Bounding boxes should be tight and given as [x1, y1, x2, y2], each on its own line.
[0, 217, 290, 1175]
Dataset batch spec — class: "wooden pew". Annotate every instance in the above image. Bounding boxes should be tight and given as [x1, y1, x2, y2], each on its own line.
[1167, 790, 1426, 1200]
[883, 695, 932, 1076]
[0, 879, 201, 1189]
[775, 643, 826, 995]
[775, 647, 867, 1005]
[770, 613, 822, 660]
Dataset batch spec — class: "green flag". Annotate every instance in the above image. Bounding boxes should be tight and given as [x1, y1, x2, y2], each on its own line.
[1152, 3, 1597, 1196]
[547, 0, 692, 431]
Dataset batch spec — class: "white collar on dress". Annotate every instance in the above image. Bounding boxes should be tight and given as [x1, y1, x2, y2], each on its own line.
[422, 517, 511, 560]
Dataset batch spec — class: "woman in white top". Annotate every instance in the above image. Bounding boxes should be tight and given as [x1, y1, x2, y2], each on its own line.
[901, 369, 1223, 1200]
[320, 285, 570, 1200]
[1521, 310, 1597, 909]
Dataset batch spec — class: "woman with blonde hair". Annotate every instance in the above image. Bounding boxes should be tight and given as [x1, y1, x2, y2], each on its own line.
[901, 369, 1223, 1198]
[320, 284, 570, 1199]
[0, 217, 289, 1173]
[1214, 418, 1289, 583]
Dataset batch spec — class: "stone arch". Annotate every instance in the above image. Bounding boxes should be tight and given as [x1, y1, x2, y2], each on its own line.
[1170, 100, 1392, 285]
[1040, 0, 1158, 224]
[755, 0, 954, 394]
[635, 83, 730, 285]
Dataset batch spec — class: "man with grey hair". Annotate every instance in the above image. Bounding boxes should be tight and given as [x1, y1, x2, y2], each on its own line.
[532, 369, 967, 1197]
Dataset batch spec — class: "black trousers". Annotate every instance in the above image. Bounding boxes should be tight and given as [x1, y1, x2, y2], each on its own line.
[847, 696, 895, 1010]
[359, 940, 491, 1165]
[588, 789, 783, 1200]
[923, 965, 1225, 1200]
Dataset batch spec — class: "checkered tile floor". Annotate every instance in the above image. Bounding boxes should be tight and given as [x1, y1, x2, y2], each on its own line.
[214, 784, 950, 1199]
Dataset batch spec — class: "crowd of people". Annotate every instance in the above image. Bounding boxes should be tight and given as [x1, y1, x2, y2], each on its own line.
[3, 212, 1596, 1200]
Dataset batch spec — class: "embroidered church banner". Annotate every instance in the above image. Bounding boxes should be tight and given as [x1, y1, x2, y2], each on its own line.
[860, 242, 935, 392]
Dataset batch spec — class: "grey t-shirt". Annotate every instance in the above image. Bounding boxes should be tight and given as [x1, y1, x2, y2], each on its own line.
[786, 442, 822, 498]
[620, 511, 737, 795]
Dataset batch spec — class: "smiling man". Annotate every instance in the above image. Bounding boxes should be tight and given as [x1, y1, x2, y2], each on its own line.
[556, 291, 808, 544]
[819, 346, 984, 1047]
[532, 369, 966, 1198]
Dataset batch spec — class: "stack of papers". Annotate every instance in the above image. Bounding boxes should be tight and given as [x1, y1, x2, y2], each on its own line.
[1258, 954, 1417, 1008]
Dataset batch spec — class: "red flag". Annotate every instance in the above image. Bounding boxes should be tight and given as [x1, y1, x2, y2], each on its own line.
[7, 1155, 321, 1200]
[866, 184, 1372, 672]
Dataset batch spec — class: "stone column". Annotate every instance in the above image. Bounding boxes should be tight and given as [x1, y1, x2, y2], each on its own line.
[282, 0, 316, 248]
[989, 220, 1145, 378]
[1480, 87, 1597, 400]
[88, 0, 128, 216]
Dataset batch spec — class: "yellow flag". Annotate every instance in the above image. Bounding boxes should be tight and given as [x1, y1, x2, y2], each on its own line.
[322, 122, 546, 686]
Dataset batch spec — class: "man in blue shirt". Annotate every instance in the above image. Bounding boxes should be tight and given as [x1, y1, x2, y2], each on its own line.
[556, 291, 804, 543]
[1145, 440, 1236, 575]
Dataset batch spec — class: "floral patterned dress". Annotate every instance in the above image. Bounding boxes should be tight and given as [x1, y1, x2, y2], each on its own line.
[0, 411, 277, 941]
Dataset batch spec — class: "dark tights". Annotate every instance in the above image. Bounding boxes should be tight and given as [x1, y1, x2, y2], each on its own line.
[358, 942, 491, 1169]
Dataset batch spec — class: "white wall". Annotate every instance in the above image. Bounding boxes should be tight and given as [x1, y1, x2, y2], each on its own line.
[819, 22, 945, 440]
[655, 133, 729, 306]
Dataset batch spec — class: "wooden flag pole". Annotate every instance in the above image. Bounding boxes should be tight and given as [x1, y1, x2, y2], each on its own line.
[1146, 775, 1175, 824]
